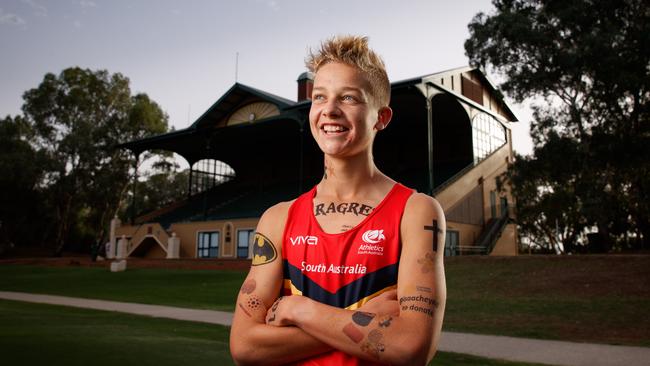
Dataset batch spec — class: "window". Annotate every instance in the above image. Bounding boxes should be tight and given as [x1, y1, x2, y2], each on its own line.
[472, 113, 507, 163]
[490, 191, 497, 219]
[500, 197, 509, 218]
[237, 229, 254, 259]
[445, 231, 459, 257]
[190, 159, 235, 195]
[197, 231, 219, 258]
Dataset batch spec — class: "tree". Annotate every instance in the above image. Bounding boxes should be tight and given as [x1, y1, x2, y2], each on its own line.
[120, 165, 190, 221]
[0, 115, 49, 254]
[466, 0, 650, 251]
[19, 67, 169, 256]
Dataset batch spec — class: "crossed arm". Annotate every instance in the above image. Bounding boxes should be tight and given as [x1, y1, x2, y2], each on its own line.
[229, 194, 446, 366]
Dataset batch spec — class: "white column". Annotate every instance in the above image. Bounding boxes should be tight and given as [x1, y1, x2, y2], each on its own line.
[116, 235, 128, 259]
[167, 233, 180, 259]
[107, 216, 121, 259]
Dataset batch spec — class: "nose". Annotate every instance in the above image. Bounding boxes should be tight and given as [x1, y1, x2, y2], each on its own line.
[322, 99, 341, 118]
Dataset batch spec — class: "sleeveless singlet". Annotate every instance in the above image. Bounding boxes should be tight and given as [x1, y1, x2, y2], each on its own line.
[282, 183, 414, 366]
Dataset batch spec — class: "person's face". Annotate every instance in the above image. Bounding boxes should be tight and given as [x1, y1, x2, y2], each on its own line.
[309, 62, 389, 159]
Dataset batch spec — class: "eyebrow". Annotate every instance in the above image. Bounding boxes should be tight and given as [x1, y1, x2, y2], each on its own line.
[312, 86, 364, 94]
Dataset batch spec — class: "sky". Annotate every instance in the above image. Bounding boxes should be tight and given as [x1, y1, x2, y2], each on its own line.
[0, 0, 534, 167]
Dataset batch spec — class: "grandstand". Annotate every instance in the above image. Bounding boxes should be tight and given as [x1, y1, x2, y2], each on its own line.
[111, 67, 519, 259]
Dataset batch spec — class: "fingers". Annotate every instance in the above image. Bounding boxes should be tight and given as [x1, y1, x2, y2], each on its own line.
[265, 296, 283, 324]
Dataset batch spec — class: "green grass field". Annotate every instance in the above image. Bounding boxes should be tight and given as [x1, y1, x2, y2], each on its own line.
[0, 299, 548, 366]
[2, 255, 648, 346]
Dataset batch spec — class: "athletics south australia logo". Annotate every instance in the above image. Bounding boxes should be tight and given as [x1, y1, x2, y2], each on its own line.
[358, 229, 385, 255]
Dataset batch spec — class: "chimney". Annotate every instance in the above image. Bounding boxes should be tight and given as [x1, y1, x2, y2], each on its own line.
[297, 71, 314, 102]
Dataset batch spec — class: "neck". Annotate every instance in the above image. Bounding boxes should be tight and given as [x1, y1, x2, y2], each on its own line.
[319, 152, 386, 199]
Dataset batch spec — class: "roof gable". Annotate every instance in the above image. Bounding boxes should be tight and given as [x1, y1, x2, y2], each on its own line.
[191, 83, 296, 130]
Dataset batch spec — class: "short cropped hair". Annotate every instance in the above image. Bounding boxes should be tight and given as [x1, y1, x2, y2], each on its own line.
[306, 35, 391, 108]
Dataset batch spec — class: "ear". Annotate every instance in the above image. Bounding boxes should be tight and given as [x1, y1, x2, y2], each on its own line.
[374, 106, 393, 131]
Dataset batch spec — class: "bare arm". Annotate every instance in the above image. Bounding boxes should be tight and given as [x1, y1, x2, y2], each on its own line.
[265, 193, 446, 365]
[229, 203, 332, 366]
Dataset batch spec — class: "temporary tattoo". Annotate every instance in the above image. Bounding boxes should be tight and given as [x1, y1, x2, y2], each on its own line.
[424, 219, 442, 252]
[343, 322, 364, 343]
[367, 329, 383, 343]
[323, 163, 331, 180]
[251, 233, 277, 266]
[399, 294, 438, 318]
[314, 202, 374, 217]
[238, 303, 252, 317]
[240, 278, 256, 294]
[352, 311, 376, 326]
[416, 285, 433, 293]
[246, 295, 263, 311]
[417, 252, 435, 273]
[378, 315, 393, 328]
[361, 329, 385, 359]
[267, 296, 283, 323]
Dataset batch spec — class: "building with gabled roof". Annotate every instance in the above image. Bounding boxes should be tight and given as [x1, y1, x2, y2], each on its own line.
[110, 66, 519, 260]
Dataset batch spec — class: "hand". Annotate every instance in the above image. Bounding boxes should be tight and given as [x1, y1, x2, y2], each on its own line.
[265, 296, 303, 327]
[359, 289, 399, 316]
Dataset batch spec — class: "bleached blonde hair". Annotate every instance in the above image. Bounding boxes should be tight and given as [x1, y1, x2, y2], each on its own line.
[306, 35, 391, 107]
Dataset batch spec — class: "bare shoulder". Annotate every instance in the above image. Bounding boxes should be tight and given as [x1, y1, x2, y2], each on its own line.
[256, 199, 295, 242]
[404, 192, 444, 221]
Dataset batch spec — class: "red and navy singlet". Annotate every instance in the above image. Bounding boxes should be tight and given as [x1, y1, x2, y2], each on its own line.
[282, 183, 414, 366]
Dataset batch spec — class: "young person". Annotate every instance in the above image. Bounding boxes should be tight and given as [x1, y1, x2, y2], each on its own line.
[229, 35, 446, 366]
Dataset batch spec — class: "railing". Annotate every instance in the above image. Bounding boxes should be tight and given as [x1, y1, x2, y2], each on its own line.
[475, 212, 511, 255]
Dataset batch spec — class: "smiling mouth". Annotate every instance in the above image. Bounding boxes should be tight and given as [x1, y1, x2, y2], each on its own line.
[322, 124, 349, 134]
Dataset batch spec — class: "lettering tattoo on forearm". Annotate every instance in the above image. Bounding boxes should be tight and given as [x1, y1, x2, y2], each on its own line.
[399, 294, 439, 318]
[314, 202, 374, 217]
[424, 219, 443, 252]
[416, 285, 432, 293]
[267, 296, 283, 323]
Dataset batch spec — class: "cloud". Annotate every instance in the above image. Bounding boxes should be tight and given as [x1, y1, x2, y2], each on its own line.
[0, 9, 26, 25]
[80, 0, 97, 9]
[21, 0, 47, 17]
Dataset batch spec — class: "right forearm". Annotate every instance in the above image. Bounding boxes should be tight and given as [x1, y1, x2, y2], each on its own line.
[231, 322, 332, 365]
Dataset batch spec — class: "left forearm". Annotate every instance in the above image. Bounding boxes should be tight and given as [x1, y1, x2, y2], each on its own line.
[290, 299, 430, 365]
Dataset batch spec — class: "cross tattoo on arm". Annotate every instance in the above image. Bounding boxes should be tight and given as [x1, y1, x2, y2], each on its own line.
[424, 220, 442, 252]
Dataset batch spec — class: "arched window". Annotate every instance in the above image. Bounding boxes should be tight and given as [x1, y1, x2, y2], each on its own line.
[472, 113, 507, 163]
[190, 159, 235, 195]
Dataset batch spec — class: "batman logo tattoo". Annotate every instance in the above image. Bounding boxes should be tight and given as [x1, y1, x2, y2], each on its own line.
[251, 233, 277, 266]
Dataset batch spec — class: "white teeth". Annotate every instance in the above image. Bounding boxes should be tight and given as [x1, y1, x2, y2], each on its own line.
[323, 125, 347, 133]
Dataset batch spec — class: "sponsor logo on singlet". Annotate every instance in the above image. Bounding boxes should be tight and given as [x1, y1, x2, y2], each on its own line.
[290, 235, 319, 246]
[358, 229, 385, 255]
[301, 261, 367, 274]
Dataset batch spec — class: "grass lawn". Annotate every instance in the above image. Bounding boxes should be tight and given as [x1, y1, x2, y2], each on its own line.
[0, 299, 548, 366]
[1, 255, 649, 346]
[0, 265, 244, 311]
[442, 255, 650, 347]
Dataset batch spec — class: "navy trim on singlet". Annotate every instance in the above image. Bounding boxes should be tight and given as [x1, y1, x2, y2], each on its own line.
[283, 259, 398, 308]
